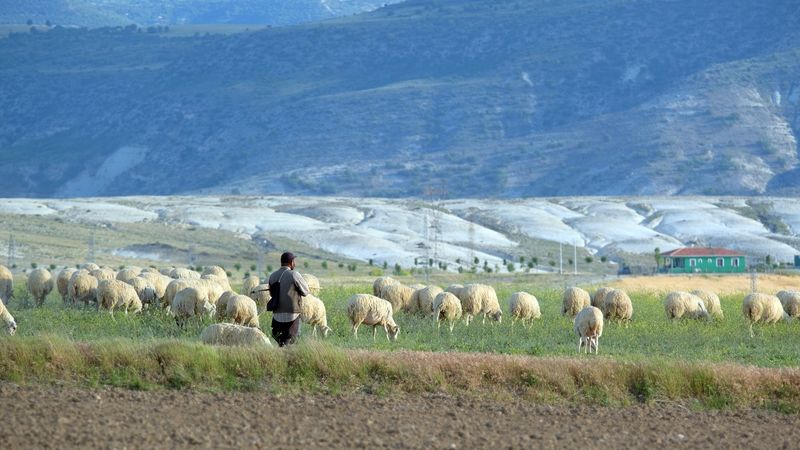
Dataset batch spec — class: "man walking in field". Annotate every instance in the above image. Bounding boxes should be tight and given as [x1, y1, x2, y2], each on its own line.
[268, 252, 310, 346]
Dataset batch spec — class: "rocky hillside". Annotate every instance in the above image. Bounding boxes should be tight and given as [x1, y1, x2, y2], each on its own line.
[1, 0, 799, 198]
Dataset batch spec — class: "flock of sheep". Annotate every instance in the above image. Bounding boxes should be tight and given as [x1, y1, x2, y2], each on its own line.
[0, 264, 798, 352]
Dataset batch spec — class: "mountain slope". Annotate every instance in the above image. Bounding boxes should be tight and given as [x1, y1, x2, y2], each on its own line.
[1, 0, 800, 198]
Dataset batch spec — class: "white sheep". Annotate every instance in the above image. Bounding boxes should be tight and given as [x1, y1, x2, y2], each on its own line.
[743, 293, 789, 337]
[0, 264, 14, 305]
[200, 323, 272, 347]
[226, 294, 260, 328]
[373, 276, 399, 297]
[241, 275, 261, 296]
[248, 283, 270, 313]
[170, 267, 201, 280]
[69, 270, 98, 306]
[171, 287, 216, 328]
[664, 291, 710, 321]
[27, 268, 54, 307]
[159, 267, 175, 276]
[602, 289, 633, 324]
[458, 283, 502, 325]
[776, 290, 800, 319]
[574, 306, 604, 354]
[138, 272, 171, 305]
[432, 292, 462, 333]
[163, 279, 192, 309]
[409, 285, 443, 315]
[0, 300, 17, 335]
[445, 284, 464, 298]
[346, 294, 400, 341]
[380, 283, 416, 312]
[56, 267, 76, 305]
[561, 287, 591, 318]
[301, 273, 321, 296]
[509, 292, 541, 327]
[202, 273, 232, 292]
[690, 289, 724, 319]
[127, 277, 157, 308]
[591, 286, 613, 308]
[115, 268, 141, 284]
[90, 268, 117, 282]
[202, 265, 227, 279]
[140, 267, 160, 274]
[80, 263, 100, 271]
[300, 294, 332, 338]
[97, 279, 142, 315]
[163, 277, 225, 310]
[216, 291, 238, 321]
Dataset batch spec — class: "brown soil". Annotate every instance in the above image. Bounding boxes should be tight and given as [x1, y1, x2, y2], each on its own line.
[0, 383, 798, 449]
[608, 274, 800, 295]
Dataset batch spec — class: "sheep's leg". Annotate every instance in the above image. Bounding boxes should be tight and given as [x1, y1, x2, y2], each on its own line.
[482, 312, 487, 325]
[577, 338, 582, 354]
[384, 323, 391, 342]
[595, 338, 600, 354]
[312, 326, 318, 338]
[352, 321, 361, 339]
[511, 317, 516, 328]
[372, 325, 378, 342]
[449, 320, 455, 333]
[749, 322, 755, 338]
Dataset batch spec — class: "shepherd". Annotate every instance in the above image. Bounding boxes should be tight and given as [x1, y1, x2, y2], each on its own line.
[267, 252, 310, 346]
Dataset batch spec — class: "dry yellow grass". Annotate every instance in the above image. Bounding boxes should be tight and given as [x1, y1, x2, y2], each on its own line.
[608, 274, 800, 295]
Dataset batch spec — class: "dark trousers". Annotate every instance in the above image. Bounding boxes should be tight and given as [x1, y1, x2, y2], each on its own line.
[272, 318, 300, 347]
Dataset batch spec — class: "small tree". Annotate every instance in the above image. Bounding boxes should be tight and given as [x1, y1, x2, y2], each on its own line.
[654, 247, 663, 268]
[321, 261, 328, 270]
[30, 262, 37, 269]
[233, 262, 242, 271]
[49, 263, 56, 270]
[600, 256, 608, 263]
[393, 263, 402, 275]
[250, 264, 257, 272]
[585, 256, 593, 264]
[506, 263, 515, 272]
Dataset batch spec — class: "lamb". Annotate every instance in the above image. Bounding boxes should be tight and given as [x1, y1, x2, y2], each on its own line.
[458, 283, 502, 325]
[509, 292, 541, 327]
[171, 287, 216, 328]
[0, 300, 17, 335]
[127, 277, 157, 308]
[200, 323, 272, 347]
[561, 287, 591, 318]
[573, 306, 604, 354]
[170, 267, 201, 280]
[742, 293, 789, 337]
[301, 273, 321, 295]
[216, 291, 238, 321]
[300, 294, 332, 338]
[601, 289, 633, 324]
[591, 286, 613, 308]
[96, 279, 142, 314]
[27, 268, 54, 307]
[115, 268, 140, 284]
[90, 268, 117, 282]
[56, 267, 76, 305]
[69, 270, 98, 306]
[0, 264, 14, 305]
[380, 283, 416, 312]
[225, 294, 260, 328]
[411, 285, 444, 315]
[776, 290, 800, 319]
[663, 291, 710, 321]
[690, 289, 724, 319]
[432, 292, 462, 333]
[241, 275, 261, 296]
[373, 276, 399, 297]
[248, 283, 270, 313]
[346, 294, 400, 341]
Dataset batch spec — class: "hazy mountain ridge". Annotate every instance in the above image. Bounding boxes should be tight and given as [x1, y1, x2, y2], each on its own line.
[1, 0, 800, 198]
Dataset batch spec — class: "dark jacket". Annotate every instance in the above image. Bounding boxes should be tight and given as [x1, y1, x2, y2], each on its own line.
[268, 266, 309, 314]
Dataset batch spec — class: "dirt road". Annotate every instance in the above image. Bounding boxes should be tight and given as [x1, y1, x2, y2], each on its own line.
[1, 383, 797, 449]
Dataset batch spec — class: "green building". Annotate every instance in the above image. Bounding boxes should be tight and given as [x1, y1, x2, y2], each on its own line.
[661, 247, 746, 274]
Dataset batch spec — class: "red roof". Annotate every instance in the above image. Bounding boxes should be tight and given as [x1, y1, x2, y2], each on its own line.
[662, 247, 745, 257]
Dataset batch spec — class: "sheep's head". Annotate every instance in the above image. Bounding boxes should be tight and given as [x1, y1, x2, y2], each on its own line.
[7, 319, 17, 336]
[321, 326, 332, 338]
[490, 310, 502, 323]
[199, 300, 216, 318]
[388, 324, 400, 341]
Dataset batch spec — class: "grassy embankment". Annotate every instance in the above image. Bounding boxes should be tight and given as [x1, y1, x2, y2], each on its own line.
[2, 281, 799, 410]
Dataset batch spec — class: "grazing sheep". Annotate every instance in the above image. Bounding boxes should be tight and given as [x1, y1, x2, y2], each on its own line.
[346, 294, 400, 341]
[80, 263, 100, 271]
[163, 279, 192, 309]
[301, 273, 321, 295]
[561, 287, 591, 318]
[241, 275, 261, 296]
[170, 267, 201, 280]
[690, 289, 724, 319]
[592, 287, 613, 308]
[664, 291, 710, 321]
[574, 306, 604, 354]
[127, 277, 157, 308]
[602, 289, 633, 324]
[202, 265, 227, 278]
[216, 291, 238, 321]
[97, 279, 142, 314]
[509, 292, 541, 327]
[380, 283, 416, 312]
[743, 293, 789, 337]
[373, 276, 399, 297]
[776, 290, 800, 319]
[115, 268, 140, 284]
[411, 285, 444, 315]
[171, 287, 216, 328]
[248, 283, 270, 313]
[300, 295, 332, 338]
[445, 284, 465, 298]
[0, 300, 17, 335]
[27, 268, 54, 307]
[0, 265, 14, 305]
[225, 294, 260, 328]
[159, 267, 175, 276]
[138, 272, 171, 304]
[56, 267, 76, 305]
[202, 273, 232, 292]
[90, 268, 117, 282]
[69, 271, 98, 306]
[200, 323, 271, 347]
[163, 277, 225, 310]
[141, 267, 160, 274]
[458, 283, 502, 325]
[432, 292, 462, 333]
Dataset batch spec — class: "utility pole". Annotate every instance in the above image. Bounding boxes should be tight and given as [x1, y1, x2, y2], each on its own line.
[574, 242, 577, 275]
[559, 242, 563, 275]
[750, 266, 758, 293]
[87, 231, 95, 263]
[7, 234, 14, 268]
